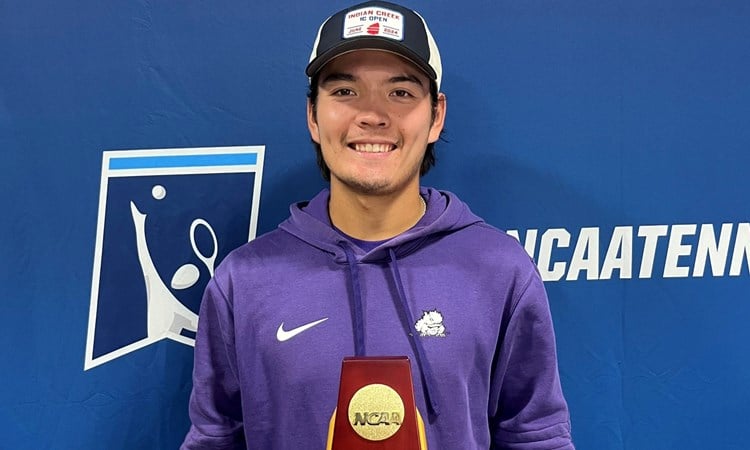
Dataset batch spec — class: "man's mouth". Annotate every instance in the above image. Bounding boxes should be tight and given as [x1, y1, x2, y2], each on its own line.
[349, 143, 397, 153]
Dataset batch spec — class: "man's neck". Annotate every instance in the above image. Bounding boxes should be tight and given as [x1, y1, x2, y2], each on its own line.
[328, 184, 425, 241]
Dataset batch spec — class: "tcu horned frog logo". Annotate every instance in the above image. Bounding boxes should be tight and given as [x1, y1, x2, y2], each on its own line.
[85, 146, 264, 369]
[414, 310, 447, 337]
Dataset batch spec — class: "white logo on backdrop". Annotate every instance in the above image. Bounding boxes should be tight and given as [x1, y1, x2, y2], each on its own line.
[85, 146, 264, 370]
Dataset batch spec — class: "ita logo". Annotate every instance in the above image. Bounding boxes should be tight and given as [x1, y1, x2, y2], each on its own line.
[84, 146, 264, 370]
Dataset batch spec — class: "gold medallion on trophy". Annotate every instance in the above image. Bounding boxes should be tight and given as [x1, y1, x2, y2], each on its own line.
[348, 383, 406, 441]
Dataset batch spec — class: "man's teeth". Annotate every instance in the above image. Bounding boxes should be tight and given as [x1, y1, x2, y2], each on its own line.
[354, 143, 393, 153]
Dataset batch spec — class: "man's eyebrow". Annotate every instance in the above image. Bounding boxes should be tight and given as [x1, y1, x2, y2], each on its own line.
[388, 74, 424, 87]
[319, 73, 356, 85]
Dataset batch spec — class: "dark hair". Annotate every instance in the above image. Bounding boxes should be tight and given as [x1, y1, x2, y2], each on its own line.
[307, 73, 441, 181]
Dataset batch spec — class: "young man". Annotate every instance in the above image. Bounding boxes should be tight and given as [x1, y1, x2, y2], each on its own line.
[182, 1, 574, 449]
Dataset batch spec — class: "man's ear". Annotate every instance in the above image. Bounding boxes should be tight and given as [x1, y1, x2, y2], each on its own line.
[307, 99, 320, 144]
[428, 92, 447, 144]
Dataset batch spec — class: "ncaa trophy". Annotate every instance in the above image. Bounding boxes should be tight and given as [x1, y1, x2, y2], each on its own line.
[326, 356, 427, 449]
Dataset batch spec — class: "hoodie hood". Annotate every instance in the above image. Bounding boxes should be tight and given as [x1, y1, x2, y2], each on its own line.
[279, 187, 484, 262]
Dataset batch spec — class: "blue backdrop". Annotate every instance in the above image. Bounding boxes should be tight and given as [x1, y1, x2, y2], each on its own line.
[2, 1, 749, 448]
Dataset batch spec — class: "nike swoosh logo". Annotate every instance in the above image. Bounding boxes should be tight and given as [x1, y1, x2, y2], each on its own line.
[276, 318, 328, 342]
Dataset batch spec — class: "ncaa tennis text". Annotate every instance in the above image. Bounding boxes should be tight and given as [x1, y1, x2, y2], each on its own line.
[507, 223, 750, 281]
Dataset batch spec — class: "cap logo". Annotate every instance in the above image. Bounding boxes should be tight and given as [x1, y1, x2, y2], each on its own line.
[343, 7, 404, 41]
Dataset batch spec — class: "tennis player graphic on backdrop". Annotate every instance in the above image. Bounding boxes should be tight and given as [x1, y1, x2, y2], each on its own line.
[85, 146, 264, 370]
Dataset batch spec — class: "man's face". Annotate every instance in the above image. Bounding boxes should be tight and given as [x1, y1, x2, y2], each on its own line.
[307, 50, 446, 196]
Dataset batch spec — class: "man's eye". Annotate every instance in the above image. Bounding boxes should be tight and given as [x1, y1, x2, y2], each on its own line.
[332, 88, 354, 96]
[391, 89, 413, 98]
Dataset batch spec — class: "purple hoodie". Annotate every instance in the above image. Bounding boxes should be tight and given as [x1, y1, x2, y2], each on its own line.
[182, 188, 574, 449]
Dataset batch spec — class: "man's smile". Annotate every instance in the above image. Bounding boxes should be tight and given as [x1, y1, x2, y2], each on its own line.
[348, 142, 397, 153]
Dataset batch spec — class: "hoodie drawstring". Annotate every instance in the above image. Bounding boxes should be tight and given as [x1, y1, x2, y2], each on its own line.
[341, 243, 366, 356]
[388, 248, 441, 418]
[338, 242, 441, 418]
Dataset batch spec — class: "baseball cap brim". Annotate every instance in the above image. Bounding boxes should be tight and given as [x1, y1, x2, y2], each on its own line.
[305, 38, 437, 81]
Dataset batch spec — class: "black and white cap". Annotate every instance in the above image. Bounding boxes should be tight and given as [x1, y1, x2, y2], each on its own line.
[306, 1, 443, 89]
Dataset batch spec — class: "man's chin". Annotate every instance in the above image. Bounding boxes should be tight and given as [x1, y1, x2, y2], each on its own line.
[338, 178, 394, 196]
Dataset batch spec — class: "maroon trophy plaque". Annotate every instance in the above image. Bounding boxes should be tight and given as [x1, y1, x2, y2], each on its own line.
[326, 356, 427, 449]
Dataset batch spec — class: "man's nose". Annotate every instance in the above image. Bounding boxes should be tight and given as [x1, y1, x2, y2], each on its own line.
[355, 95, 390, 128]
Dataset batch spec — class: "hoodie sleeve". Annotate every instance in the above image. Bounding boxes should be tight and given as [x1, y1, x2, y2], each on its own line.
[181, 279, 246, 450]
[489, 268, 574, 450]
